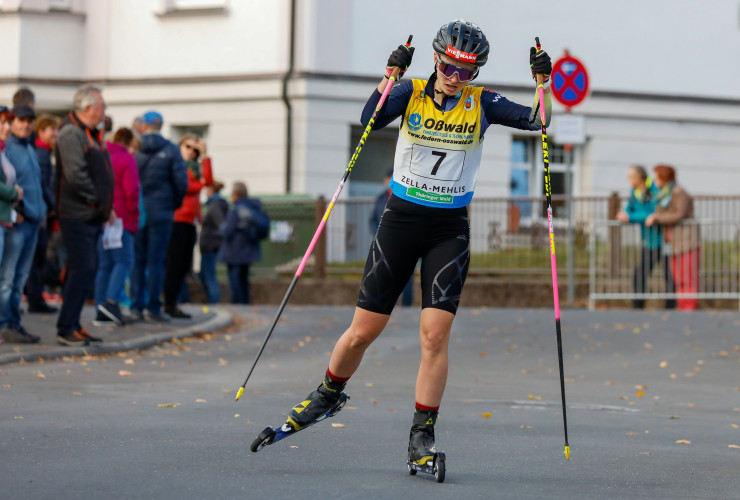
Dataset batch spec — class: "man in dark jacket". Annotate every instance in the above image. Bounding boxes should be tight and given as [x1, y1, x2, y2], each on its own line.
[26, 114, 61, 314]
[218, 182, 268, 304]
[130, 111, 187, 321]
[54, 85, 115, 346]
[0, 105, 46, 343]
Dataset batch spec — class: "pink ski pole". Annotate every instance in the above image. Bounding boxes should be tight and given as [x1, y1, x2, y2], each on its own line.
[535, 36, 570, 460]
[236, 36, 413, 401]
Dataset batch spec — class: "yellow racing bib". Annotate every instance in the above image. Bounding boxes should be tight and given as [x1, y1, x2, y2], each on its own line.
[391, 79, 484, 208]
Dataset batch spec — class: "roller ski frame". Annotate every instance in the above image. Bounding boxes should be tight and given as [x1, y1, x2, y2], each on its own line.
[250, 393, 349, 452]
[407, 452, 446, 483]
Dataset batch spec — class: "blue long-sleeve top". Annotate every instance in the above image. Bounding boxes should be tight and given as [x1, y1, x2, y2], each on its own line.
[360, 78, 539, 135]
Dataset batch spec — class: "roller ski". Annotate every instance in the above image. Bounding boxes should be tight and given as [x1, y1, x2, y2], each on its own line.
[406, 408, 446, 483]
[250, 376, 349, 453]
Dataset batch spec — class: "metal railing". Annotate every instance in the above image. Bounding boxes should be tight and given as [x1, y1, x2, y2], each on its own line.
[260, 193, 740, 308]
[589, 219, 740, 309]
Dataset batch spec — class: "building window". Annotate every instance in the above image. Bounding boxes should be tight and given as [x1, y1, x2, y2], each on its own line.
[49, 0, 71, 10]
[171, 124, 209, 145]
[347, 124, 398, 197]
[510, 136, 572, 218]
[159, 0, 228, 15]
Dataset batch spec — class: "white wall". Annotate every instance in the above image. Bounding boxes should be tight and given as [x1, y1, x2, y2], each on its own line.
[1, 0, 739, 199]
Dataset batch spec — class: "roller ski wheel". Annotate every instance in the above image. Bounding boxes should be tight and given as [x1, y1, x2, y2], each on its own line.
[407, 452, 446, 483]
[249, 392, 349, 453]
[250, 427, 276, 452]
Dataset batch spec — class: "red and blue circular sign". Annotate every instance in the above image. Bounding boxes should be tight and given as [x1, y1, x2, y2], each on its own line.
[551, 53, 589, 108]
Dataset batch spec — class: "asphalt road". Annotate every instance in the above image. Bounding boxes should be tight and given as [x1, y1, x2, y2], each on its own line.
[1, 306, 739, 499]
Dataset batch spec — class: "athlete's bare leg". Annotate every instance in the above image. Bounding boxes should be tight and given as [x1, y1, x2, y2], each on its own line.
[415, 307, 455, 407]
[328, 307, 390, 378]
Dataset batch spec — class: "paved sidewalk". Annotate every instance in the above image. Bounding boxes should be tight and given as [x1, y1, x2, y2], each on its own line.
[0, 303, 233, 365]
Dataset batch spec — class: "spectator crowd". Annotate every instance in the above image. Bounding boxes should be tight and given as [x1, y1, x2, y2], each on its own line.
[0, 85, 269, 346]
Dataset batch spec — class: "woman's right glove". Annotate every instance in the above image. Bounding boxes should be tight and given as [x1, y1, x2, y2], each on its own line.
[385, 44, 415, 79]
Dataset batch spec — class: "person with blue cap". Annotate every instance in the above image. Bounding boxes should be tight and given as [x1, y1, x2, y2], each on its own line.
[130, 110, 188, 322]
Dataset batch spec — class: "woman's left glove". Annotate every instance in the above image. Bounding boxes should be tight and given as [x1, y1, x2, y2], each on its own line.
[529, 47, 552, 84]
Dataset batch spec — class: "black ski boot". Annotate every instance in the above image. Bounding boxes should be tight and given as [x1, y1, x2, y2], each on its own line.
[408, 408, 438, 466]
[285, 374, 346, 431]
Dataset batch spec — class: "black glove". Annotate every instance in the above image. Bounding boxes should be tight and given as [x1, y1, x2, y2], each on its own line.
[385, 44, 415, 79]
[529, 47, 552, 82]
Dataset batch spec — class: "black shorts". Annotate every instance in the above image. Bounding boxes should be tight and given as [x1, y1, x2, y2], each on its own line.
[357, 195, 470, 315]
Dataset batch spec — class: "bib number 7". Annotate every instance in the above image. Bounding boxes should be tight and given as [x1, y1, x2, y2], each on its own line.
[409, 145, 466, 181]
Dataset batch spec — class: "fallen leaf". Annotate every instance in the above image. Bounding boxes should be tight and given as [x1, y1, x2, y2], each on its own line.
[156, 402, 181, 408]
[371, 400, 378, 404]
[636, 391, 645, 397]
[640, 452, 651, 455]
[634, 328, 641, 334]
[124, 359, 136, 365]
[218, 358, 229, 366]
[195, 399, 207, 403]
[659, 361, 668, 368]
[729, 445, 740, 449]
[365, 382, 373, 387]
[35, 371, 46, 380]
[482, 412, 492, 418]
[73, 392, 83, 396]
[670, 415, 681, 419]
[732, 424, 739, 429]
[527, 394, 541, 400]
[118, 370, 133, 377]
[480, 351, 488, 357]
[234, 414, 240, 418]
[520, 425, 531, 429]
[290, 445, 299, 449]
[388, 407, 395, 412]
[675, 440, 691, 444]
[14, 416, 23, 419]
[635, 385, 648, 390]
[331, 423, 345, 428]
[344, 406, 357, 410]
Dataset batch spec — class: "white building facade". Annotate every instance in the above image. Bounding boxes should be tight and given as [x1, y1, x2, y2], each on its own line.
[1, 0, 738, 200]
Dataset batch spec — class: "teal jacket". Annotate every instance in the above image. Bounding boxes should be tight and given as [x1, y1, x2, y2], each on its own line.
[624, 177, 662, 249]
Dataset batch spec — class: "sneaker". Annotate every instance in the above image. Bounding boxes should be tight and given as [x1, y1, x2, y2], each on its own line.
[165, 306, 192, 319]
[78, 327, 102, 343]
[57, 330, 89, 346]
[145, 311, 171, 323]
[97, 302, 124, 326]
[92, 311, 115, 327]
[129, 310, 145, 323]
[27, 302, 58, 314]
[2, 325, 40, 344]
[285, 376, 346, 431]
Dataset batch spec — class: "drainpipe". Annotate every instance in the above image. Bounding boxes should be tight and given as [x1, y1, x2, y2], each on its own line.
[282, 0, 296, 193]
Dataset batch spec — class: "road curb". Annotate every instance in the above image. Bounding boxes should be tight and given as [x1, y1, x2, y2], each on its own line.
[0, 307, 234, 366]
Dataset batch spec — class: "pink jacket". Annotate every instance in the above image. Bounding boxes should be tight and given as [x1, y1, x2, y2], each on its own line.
[107, 142, 140, 233]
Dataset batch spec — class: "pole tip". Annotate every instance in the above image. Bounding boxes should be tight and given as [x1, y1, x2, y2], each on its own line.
[564, 445, 571, 461]
[235, 386, 244, 401]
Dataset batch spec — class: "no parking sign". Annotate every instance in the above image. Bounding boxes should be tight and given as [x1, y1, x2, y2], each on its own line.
[551, 51, 589, 109]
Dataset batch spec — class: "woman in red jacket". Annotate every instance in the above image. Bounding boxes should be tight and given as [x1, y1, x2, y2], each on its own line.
[163, 134, 212, 318]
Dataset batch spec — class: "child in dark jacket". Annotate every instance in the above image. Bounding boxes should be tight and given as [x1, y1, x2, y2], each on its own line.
[198, 180, 228, 304]
[218, 181, 269, 304]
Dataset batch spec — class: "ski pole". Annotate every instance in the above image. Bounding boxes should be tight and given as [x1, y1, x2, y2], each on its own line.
[535, 36, 570, 461]
[235, 35, 413, 402]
